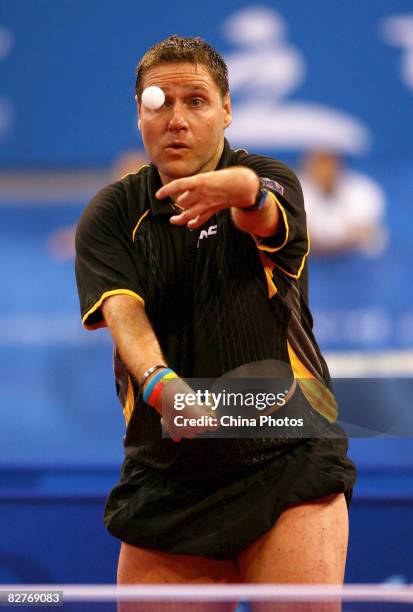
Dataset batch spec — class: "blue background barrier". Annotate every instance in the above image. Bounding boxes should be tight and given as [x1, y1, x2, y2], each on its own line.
[0, 0, 412, 586]
[1, 0, 412, 165]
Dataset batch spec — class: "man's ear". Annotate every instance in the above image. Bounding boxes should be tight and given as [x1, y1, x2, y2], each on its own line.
[136, 95, 142, 131]
[223, 93, 232, 129]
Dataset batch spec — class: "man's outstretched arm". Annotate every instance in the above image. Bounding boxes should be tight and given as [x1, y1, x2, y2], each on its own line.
[155, 166, 280, 238]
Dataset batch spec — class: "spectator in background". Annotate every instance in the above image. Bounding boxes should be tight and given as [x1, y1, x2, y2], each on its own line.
[299, 151, 388, 257]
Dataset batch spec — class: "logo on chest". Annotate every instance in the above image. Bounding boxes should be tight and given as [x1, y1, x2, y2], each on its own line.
[197, 224, 218, 248]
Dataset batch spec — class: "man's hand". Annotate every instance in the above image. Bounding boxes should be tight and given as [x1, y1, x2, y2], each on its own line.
[160, 378, 219, 442]
[155, 166, 259, 229]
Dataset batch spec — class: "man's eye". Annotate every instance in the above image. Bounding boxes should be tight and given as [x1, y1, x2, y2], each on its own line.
[190, 98, 204, 107]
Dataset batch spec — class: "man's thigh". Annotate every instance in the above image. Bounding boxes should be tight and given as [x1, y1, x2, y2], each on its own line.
[237, 493, 348, 611]
[117, 541, 239, 612]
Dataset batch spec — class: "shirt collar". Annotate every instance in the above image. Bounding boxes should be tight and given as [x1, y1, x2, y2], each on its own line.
[147, 165, 173, 216]
[147, 138, 232, 217]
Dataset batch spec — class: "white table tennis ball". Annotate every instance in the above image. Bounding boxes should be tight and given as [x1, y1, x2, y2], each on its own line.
[141, 86, 165, 110]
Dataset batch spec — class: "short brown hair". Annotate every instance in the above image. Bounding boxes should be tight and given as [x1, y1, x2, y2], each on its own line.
[135, 35, 229, 101]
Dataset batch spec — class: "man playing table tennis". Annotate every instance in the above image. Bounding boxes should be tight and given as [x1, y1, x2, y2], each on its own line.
[75, 35, 355, 609]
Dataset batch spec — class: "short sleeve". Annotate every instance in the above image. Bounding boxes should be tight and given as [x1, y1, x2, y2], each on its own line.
[75, 183, 146, 330]
[241, 156, 309, 279]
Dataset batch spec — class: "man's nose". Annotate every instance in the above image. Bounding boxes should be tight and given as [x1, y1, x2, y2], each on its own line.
[167, 102, 188, 131]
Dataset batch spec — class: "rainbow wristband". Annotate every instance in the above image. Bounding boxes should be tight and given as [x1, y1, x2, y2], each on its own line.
[143, 368, 178, 409]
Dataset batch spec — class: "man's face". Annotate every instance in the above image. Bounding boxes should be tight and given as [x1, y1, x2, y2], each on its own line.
[138, 62, 232, 184]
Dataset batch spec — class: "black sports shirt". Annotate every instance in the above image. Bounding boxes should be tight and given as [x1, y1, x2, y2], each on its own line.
[75, 139, 336, 472]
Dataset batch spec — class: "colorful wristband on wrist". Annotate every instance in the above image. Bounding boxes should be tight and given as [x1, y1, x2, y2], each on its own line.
[143, 368, 178, 412]
[147, 379, 164, 412]
[148, 371, 178, 415]
[143, 368, 172, 402]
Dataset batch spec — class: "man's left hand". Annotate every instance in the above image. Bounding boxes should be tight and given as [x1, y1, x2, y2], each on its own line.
[155, 167, 259, 229]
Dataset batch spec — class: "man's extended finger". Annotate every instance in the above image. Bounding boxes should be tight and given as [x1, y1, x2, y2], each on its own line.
[170, 203, 205, 225]
[187, 210, 214, 229]
[176, 190, 198, 208]
[169, 210, 192, 225]
[156, 176, 197, 200]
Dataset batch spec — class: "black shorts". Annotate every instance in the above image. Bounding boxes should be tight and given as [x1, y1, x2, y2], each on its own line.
[103, 436, 356, 560]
